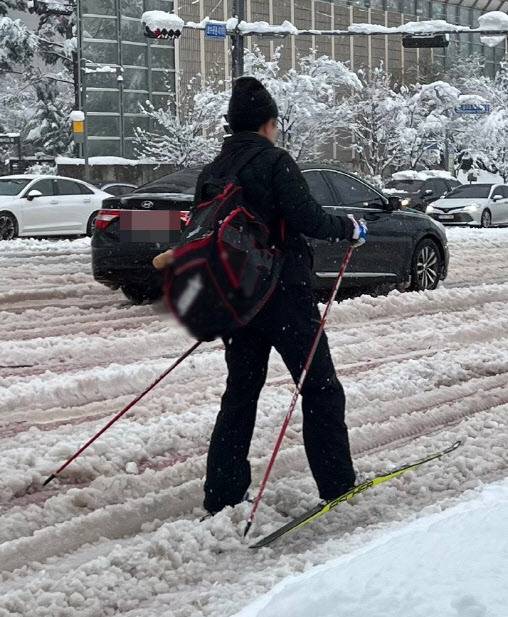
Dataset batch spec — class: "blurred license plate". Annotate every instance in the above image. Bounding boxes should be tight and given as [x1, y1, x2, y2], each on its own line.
[119, 211, 184, 242]
[438, 214, 454, 220]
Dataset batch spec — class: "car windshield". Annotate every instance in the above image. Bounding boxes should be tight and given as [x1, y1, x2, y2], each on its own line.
[444, 184, 491, 199]
[385, 180, 424, 193]
[0, 178, 31, 196]
[136, 168, 201, 194]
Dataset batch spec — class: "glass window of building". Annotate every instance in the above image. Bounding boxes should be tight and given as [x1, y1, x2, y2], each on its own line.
[80, 0, 176, 157]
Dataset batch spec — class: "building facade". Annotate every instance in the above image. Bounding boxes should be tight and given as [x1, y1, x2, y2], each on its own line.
[81, 0, 507, 157]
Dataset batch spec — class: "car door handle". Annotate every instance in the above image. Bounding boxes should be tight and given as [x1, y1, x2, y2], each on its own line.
[83, 198, 91, 203]
[50, 200, 59, 205]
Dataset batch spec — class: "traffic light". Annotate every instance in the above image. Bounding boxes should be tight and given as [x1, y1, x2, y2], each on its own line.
[402, 34, 449, 48]
[143, 25, 182, 40]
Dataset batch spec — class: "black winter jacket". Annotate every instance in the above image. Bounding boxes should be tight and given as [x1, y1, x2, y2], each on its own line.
[194, 132, 355, 287]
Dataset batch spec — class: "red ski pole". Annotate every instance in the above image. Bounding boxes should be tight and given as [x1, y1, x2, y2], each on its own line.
[42, 340, 201, 487]
[244, 245, 355, 536]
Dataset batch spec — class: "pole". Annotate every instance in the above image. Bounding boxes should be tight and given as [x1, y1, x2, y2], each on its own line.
[244, 245, 355, 537]
[231, 0, 245, 79]
[75, 0, 90, 180]
[42, 341, 201, 487]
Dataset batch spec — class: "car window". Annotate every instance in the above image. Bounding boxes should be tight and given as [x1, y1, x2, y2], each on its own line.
[492, 186, 508, 199]
[445, 184, 491, 199]
[425, 179, 447, 197]
[302, 171, 335, 207]
[106, 184, 135, 196]
[385, 179, 424, 194]
[77, 182, 94, 195]
[57, 179, 85, 195]
[325, 171, 385, 208]
[137, 168, 201, 194]
[433, 179, 449, 196]
[30, 179, 55, 196]
[0, 178, 31, 196]
[447, 180, 461, 190]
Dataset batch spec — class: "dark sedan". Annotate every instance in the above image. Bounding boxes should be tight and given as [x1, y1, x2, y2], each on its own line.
[92, 165, 449, 304]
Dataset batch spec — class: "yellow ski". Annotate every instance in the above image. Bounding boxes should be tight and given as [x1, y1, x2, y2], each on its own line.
[250, 440, 461, 549]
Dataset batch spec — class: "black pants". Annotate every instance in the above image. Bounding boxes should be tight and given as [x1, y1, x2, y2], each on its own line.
[204, 282, 355, 514]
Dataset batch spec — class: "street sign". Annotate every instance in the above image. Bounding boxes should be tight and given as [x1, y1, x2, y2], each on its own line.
[455, 103, 492, 115]
[205, 23, 227, 39]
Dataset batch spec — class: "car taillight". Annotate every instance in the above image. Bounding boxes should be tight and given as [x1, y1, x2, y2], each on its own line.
[95, 210, 121, 230]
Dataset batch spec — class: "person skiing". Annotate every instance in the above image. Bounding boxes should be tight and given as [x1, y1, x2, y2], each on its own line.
[154, 76, 367, 515]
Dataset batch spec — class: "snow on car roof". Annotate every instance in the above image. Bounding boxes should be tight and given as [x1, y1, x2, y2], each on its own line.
[391, 170, 455, 181]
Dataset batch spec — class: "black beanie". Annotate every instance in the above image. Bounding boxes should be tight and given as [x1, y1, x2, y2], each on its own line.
[227, 77, 278, 133]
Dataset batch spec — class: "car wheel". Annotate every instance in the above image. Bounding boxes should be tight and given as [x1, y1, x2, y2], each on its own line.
[86, 211, 99, 236]
[121, 284, 162, 305]
[0, 211, 18, 240]
[410, 238, 442, 292]
[480, 209, 491, 228]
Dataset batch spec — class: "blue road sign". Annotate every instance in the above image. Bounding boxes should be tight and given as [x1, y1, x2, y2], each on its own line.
[455, 103, 492, 115]
[205, 23, 227, 39]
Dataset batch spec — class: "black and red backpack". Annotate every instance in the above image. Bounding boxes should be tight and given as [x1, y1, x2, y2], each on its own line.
[164, 148, 285, 341]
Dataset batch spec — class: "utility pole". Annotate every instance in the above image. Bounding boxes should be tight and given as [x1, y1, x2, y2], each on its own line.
[231, 0, 245, 80]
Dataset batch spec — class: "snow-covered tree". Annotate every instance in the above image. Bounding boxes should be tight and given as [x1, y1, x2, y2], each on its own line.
[244, 47, 361, 160]
[134, 97, 220, 167]
[24, 81, 72, 156]
[0, 0, 75, 158]
[340, 65, 406, 179]
[0, 16, 38, 70]
[398, 80, 461, 171]
[135, 47, 361, 164]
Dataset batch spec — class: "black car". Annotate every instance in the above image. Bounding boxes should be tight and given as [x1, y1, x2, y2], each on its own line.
[384, 175, 461, 212]
[92, 164, 449, 304]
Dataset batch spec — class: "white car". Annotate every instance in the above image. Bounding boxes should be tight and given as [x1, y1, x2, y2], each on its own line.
[426, 183, 508, 227]
[0, 175, 110, 240]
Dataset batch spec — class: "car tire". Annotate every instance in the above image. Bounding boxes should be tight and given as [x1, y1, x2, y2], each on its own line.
[480, 209, 491, 228]
[0, 211, 18, 240]
[121, 284, 162, 305]
[410, 238, 442, 292]
[86, 211, 99, 236]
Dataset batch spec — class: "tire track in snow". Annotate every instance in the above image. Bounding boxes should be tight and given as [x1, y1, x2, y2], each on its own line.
[0, 397, 506, 575]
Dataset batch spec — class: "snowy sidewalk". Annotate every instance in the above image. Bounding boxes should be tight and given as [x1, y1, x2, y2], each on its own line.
[235, 480, 508, 617]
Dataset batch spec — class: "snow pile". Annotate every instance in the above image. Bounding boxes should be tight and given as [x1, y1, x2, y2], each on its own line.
[235, 480, 508, 617]
[226, 18, 299, 36]
[478, 11, 508, 32]
[141, 10, 184, 33]
[69, 111, 85, 122]
[478, 12, 507, 49]
[391, 169, 455, 181]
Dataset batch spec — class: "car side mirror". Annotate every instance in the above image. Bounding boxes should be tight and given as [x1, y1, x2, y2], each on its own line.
[26, 189, 43, 201]
[386, 196, 402, 211]
[423, 189, 433, 196]
[492, 194, 503, 201]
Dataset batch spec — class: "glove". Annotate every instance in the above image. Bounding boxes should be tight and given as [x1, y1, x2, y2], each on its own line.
[348, 215, 367, 247]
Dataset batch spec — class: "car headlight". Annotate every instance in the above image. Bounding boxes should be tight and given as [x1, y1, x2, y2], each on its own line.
[400, 198, 411, 207]
[462, 204, 479, 213]
[426, 204, 436, 213]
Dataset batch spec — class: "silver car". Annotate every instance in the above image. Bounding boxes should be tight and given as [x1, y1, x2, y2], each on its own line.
[426, 183, 508, 227]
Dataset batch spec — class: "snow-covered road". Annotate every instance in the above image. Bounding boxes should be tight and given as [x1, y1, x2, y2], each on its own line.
[0, 229, 507, 616]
